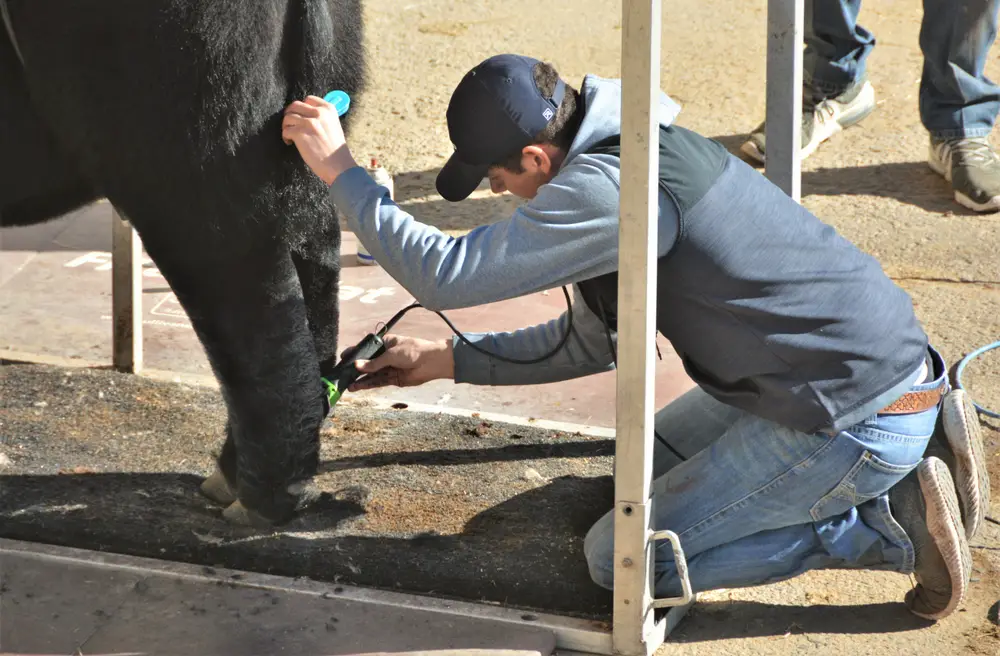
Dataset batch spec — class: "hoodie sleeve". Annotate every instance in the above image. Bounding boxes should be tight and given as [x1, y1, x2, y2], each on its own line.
[328, 158, 676, 311]
[451, 284, 618, 386]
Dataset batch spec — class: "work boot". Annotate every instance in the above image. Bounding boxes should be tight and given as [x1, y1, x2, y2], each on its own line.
[200, 467, 238, 506]
[741, 76, 877, 164]
[924, 390, 991, 539]
[928, 135, 1000, 213]
[889, 457, 972, 620]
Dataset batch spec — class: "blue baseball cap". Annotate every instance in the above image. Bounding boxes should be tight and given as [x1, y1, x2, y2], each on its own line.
[436, 54, 566, 202]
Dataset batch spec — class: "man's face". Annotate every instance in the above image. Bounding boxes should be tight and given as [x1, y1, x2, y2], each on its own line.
[486, 165, 546, 199]
[485, 144, 564, 200]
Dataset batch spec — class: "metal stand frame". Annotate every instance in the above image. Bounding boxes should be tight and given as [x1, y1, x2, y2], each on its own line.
[613, 2, 693, 654]
[611, 1, 803, 654]
[111, 206, 143, 373]
[764, 0, 805, 202]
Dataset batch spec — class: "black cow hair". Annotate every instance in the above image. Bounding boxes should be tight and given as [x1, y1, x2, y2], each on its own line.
[1, 0, 366, 522]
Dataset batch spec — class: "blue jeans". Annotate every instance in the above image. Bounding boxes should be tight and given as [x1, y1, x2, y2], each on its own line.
[584, 348, 947, 597]
[805, 0, 1000, 138]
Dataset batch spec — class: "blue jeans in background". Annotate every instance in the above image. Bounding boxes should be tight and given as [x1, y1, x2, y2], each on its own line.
[584, 348, 947, 598]
[805, 0, 1000, 138]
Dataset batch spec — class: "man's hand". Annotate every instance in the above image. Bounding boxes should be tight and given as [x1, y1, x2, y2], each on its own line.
[281, 95, 357, 185]
[348, 335, 455, 391]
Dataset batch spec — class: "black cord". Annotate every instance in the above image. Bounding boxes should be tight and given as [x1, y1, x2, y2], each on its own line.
[376, 286, 688, 462]
[378, 286, 575, 365]
[594, 298, 686, 463]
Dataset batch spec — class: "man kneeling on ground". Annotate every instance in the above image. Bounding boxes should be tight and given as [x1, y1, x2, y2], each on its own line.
[280, 53, 990, 619]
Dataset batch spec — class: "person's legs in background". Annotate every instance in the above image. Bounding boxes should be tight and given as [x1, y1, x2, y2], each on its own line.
[741, 0, 877, 163]
[921, 0, 1000, 212]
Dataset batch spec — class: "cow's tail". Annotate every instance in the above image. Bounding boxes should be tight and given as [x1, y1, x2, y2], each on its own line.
[283, 0, 366, 111]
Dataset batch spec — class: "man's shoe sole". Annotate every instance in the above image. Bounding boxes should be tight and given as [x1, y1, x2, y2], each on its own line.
[904, 457, 972, 621]
[942, 389, 990, 539]
[927, 154, 1000, 213]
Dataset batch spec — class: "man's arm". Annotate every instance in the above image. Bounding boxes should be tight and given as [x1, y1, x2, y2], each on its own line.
[451, 285, 617, 386]
[329, 162, 676, 311]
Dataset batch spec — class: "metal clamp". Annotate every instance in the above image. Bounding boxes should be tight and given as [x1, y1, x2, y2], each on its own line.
[648, 529, 693, 608]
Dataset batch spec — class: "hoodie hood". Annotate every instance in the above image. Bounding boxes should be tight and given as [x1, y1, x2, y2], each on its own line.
[565, 74, 682, 164]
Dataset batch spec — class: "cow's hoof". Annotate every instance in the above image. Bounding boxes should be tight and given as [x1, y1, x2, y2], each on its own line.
[222, 500, 276, 529]
[200, 468, 238, 506]
[288, 479, 322, 509]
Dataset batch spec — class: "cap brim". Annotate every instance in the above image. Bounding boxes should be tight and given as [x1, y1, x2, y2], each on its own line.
[436, 152, 489, 202]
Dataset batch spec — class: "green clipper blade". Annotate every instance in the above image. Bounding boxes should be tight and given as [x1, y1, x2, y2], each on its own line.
[322, 377, 343, 407]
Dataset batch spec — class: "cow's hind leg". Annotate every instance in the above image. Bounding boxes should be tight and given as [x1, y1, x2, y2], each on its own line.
[199, 424, 239, 506]
[136, 220, 326, 526]
[292, 225, 343, 378]
[199, 219, 342, 510]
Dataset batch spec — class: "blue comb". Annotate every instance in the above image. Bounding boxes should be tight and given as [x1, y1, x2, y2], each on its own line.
[323, 90, 351, 117]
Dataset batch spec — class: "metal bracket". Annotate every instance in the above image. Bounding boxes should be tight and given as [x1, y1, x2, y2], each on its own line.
[648, 529, 693, 608]
[111, 207, 144, 373]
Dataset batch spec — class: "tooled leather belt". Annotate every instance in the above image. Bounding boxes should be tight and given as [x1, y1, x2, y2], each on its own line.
[877, 376, 948, 415]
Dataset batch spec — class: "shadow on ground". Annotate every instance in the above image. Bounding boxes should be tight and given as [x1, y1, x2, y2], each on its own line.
[0, 470, 615, 618]
[0, 468, 938, 639]
[710, 133, 977, 216]
[672, 599, 931, 643]
[319, 440, 614, 473]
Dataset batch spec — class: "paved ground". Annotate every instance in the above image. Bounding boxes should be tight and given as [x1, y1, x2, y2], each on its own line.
[1, 0, 1000, 654]
[0, 362, 618, 619]
[0, 200, 692, 430]
[0, 539, 563, 655]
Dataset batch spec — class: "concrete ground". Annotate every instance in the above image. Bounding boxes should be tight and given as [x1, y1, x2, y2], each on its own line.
[0, 538, 564, 656]
[2, 0, 1000, 654]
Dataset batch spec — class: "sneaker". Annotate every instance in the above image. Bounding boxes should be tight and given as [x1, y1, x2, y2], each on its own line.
[928, 136, 1000, 212]
[889, 457, 972, 620]
[924, 390, 991, 539]
[741, 77, 877, 164]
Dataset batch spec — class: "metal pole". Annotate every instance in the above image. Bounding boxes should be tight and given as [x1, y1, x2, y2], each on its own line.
[613, 1, 663, 653]
[111, 207, 143, 373]
[764, 0, 805, 201]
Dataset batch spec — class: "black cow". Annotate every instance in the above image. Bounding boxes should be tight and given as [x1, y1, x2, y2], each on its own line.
[1, 0, 365, 526]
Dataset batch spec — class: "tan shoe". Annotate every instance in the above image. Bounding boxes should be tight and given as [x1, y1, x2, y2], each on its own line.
[928, 389, 990, 540]
[941, 390, 990, 540]
[890, 457, 972, 620]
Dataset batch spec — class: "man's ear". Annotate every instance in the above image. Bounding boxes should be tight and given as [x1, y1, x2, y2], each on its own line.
[522, 145, 552, 174]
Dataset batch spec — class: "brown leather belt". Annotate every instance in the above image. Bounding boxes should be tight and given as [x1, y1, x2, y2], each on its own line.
[877, 377, 948, 415]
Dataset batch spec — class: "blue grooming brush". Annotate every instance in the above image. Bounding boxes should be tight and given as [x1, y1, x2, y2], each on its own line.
[323, 90, 351, 116]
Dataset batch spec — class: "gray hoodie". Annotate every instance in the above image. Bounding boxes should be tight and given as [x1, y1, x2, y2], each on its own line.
[329, 74, 677, 386]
